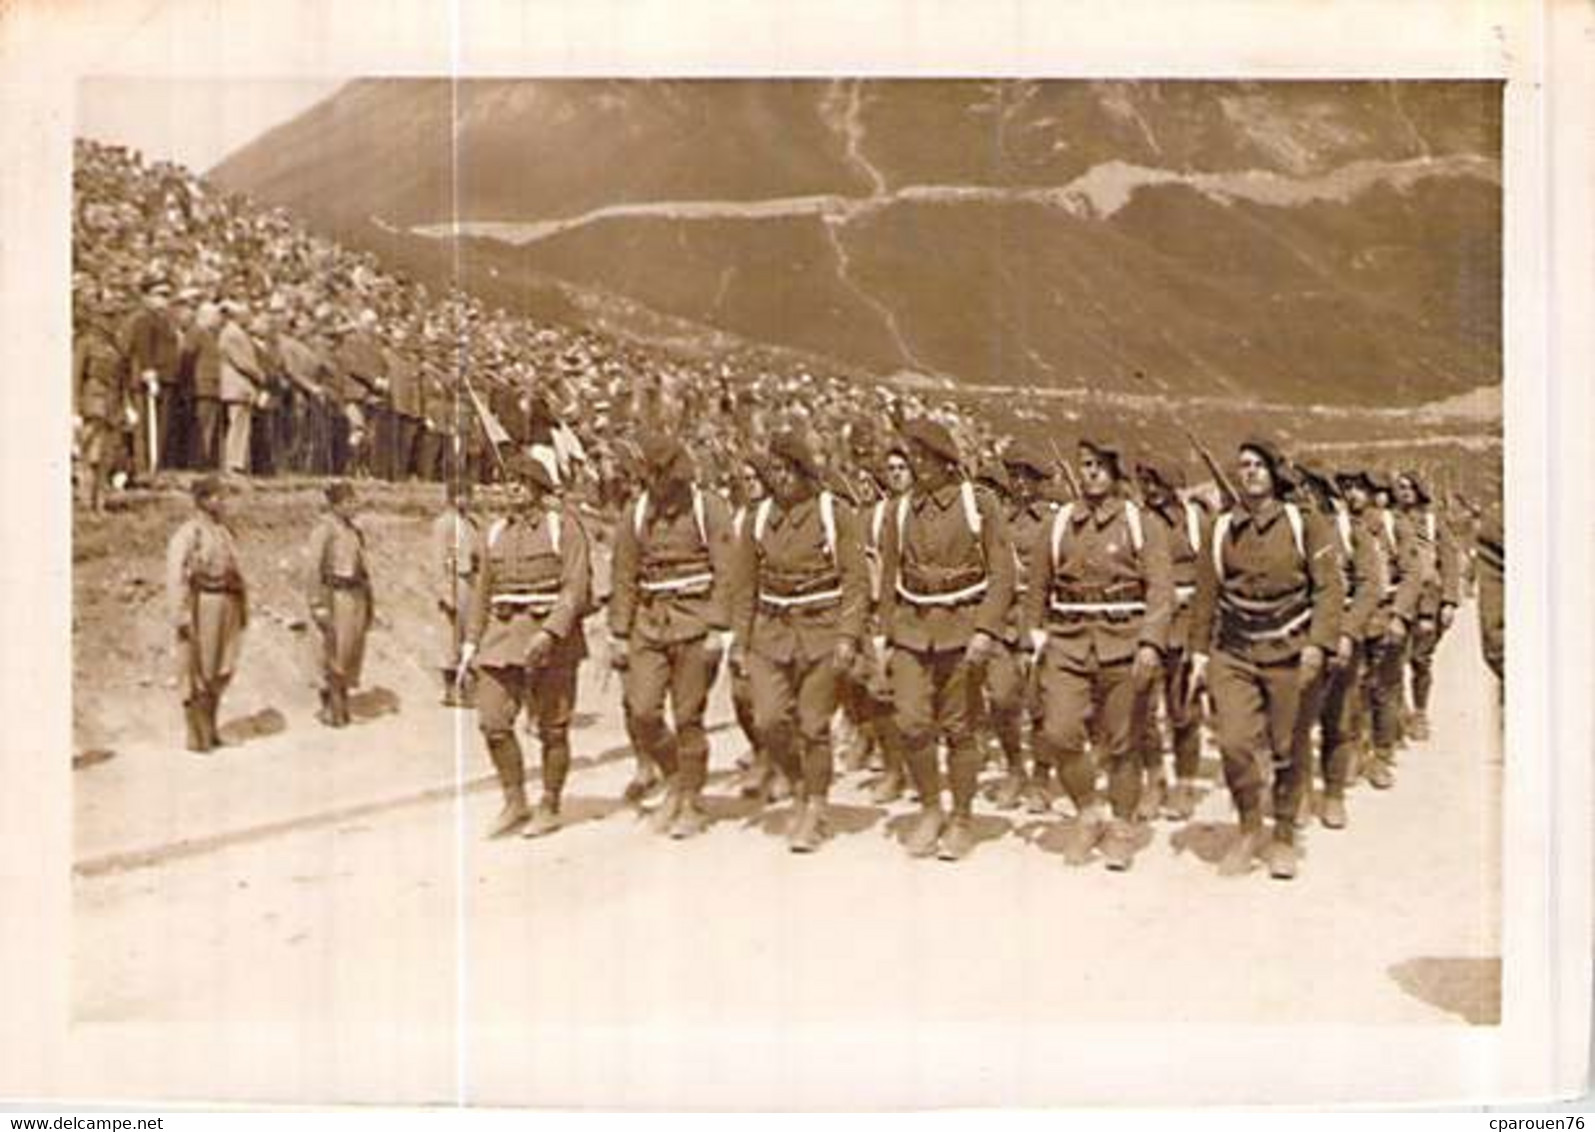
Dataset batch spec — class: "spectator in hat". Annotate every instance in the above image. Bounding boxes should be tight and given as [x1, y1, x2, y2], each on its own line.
[217, 300, 262, 474]
[119, 274, 182, 476]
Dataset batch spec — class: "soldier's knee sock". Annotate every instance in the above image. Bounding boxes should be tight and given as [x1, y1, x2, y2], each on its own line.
[947, 737, 981, 816]
[901, 734, 941, 807]
[1107, 753, 1141, 821]
[992, 708, 1024, 773]
[1324, 739, 1354, 796]
[677, 729, 709, 796]
[1054, 748, 1097, 812]
[875, 716, 906, 777]
[764, 722, 802, 785]
[1233, 786, 1263, 831]
[802, 737, 833, 801]
[486, 732, 527, 801]
[539, 731, 571, 807]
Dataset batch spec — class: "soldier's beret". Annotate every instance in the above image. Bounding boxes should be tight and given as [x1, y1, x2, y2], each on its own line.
[1078, 438, 1125, 478]
[902, 419, 960, 465]
[1001, 436, 1054, 479]
[974, 459, 1013, 496]
[1133, 453, 1186, 490]
[882, 434, 912, 462]
[1334, 468, 1376, 493]
[1291, 461, 1338, 501]
[504, 450, 557, 491]
[637, 431, 691, 478]
[191, 475, 223, 501]
[1365, 470, 1394, 494]
[324, 480, 355, 505]
[769, 430, 821, 479]
[1398, 469, 1432, 505]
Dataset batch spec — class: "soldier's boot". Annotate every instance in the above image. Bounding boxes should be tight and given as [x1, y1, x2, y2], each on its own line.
[737, 754, 773, 800]
[1218, 809, 1265, 877]
[1061, 805, 1106, 867]
[485, 736, 530, 838]
[1365, 749, 1396, 790]
[1319, 791, 1349, 830]
[648, 787, 683, 834]
[990, 770, 1024, 811]
[184, 699, 210, 753]
[623, 759, 664, 806]
[1293, 785, 1314, 830]
[1408, 710, 1430, 742]
[521, 796, 563, 839]
[668, 791, 710, 840]
[204, 694, 224, 748]
[1134, 771, 1167, 823]
[1263, 823, 1299, 881]
[903, 805, 944, 859]
[332, 682, 352, 727]
[788, 797, 827, 855]
[936, 812, 976, 862]
[1101, 818, 1138, 872]
[1022, 766, 1053, 815]
[869, 767, 905, 806]
[316, 687, 337, 728]
[1163, 777, 1199, 821]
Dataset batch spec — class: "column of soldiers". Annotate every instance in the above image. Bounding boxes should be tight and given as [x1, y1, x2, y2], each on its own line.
[167, 420, 1494, 883]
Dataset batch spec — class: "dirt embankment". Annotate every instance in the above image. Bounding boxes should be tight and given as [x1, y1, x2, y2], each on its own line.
[73, 478, 610, 757]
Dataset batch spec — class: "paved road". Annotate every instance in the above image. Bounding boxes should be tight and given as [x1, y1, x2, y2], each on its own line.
[73, 607, 1501, 1105]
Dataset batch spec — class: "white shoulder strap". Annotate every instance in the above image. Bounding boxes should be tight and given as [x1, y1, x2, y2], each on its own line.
[1284, 501, 1306, 562]
[1124, 499, 1143, 555]
[1425, 512, 1437, 542]
[1050, 502, 1075, 570]
[1381, 508, 1396, 547]
[895, 494, 911, 547]
[752, 497, 773, 543]
[1184, 499, 1202, 554]
[1335, 507, 1353, 556]
[632, 493, 649, 537]
[871, 499, 888, 549]
[1211, 510, 1234, 578]
[818, 490, 838, 561]
[732, 505, 747, 539]
[547, 509, 562, 556]
[487, 517, 508, 549]
[691, 485, 708, 547]
[959, 480, 982, 537]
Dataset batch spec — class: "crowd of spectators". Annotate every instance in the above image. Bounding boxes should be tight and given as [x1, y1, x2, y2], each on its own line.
[70, 138, 996, 512]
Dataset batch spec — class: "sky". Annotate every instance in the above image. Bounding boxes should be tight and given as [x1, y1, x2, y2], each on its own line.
[76, 77, 347, 174]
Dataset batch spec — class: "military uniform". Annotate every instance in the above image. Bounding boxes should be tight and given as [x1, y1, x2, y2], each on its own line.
[732, 472, 869, 852]
[1362, 494, 1422, 777]
[1023, 492, 1174, 866]
[728, 500, 782, 802]
[467, 496, 590, 837]
[73, 320, 124, 512]
[609, 476, 735, 837]
[1190, 473, 1345, 878]
[165, 498, 247, 751]
[1395, 483, 1462, 737]
[877, 431, 1015, 860]
[1476, 500, 1504, 682]
[307, 506, 373, 727]
[432, 505, 484, 704]
[120, 300, 182, 474]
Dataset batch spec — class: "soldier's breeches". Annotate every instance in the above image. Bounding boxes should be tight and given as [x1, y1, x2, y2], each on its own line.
[983, 647, 1025, 766]
[627, 638, 713, 794]
[731, 667, 760, 752]
[1318, 653, 1363, 793]
[1363, 636, 1405, 751]
[1208, 651, 1319, 822]
[324, 590, 370, 687]
[1036, 656, 1146, 820]
[890, 647, 982, 813]
[477, 663, 577, 799]
[1408, 618, 1439, 712]
[748, 652, 838, 799]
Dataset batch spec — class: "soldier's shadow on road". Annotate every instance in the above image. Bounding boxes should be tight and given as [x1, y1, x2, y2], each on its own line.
[216, 707, 286, 746]
[739, 800, 887, 840]
[1168, 821, 1242, 864]
[1387, 957, 1501, 1025]
[553, 794, 630, 830]
[881, 811, 1012, 853]
[349, 686, 401, 721]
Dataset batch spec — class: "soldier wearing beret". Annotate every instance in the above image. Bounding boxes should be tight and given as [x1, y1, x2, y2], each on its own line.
[1024, 439, 1173, 870]
[608, 431, 737, 840]
[461, 451, 590, 838]
[1133, 454, 1209, 822]
[730, 431, 869, 852]
[1392, 470, 1461, 742]
[1474, 472, 1504, 685]
[165, 476, 248, 751]
[1189, 439, 1344, 880]
[432, 474, 484, 706]
[877, 418, 1015, 861]
[306, 480, 373, 728]
[727, 455, 788, 804]
[1358, 469, 1421, 786]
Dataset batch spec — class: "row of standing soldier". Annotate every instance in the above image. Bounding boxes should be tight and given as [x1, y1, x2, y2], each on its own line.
[167, 423, 1498, 882]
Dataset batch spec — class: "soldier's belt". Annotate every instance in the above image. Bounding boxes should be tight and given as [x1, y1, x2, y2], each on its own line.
[492, 591, 559, 608]
[191, 576, 241, 594]
[895, 577, 989, 607]
[1220, 606, 1313, 641]
[759, 586, 843, 610]
[1047, 598, 1146, 623]
[322, 574, 367, 591]
[639, 572, 714, 597]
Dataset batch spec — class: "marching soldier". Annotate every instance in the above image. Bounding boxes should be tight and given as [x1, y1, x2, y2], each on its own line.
[608, 432, 736, 840]
[731, 432, 868, 852]
[306, 481, 374, 728]
[1475, 481, 1504, 684]
[73, 293, 126, 513]
[877, 419, 1015, 861]
[1189, 440, 1344, 880]
[1392, 470, 1461, 741]
[431, 475, 484, 706]
[1302, 467, 1390, 828]
[460, 451, 591, 838]
[1360, 470, 1421, 785]
[165, 476, 248, 752]
[1024, 439, 1173, 870]
[727, 456, 787, 804]
[1132, 454, 1209, 822]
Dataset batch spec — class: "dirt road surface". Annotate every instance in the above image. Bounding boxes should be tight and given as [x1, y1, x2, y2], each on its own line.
[71, 598, 1501, 1107]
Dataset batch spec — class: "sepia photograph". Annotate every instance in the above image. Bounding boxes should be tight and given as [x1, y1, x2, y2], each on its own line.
[3, 0, 1589, 1114]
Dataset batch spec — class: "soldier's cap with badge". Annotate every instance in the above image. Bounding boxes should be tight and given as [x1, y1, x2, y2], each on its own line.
[1133, 452, 1186, 490]
[768, 429, 822, 479]
[1001, 435, 1054, 480]
[1077, 437, 1125, 479]
[902, 418, 960, 466]
[1237, 437, 1294, 494]
[1398, 469, 1433, 504]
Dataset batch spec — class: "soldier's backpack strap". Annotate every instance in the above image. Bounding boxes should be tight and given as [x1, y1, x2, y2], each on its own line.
[818, 489, 838, 562]
[632, 492, 649, 537]
[1211, 509, 1233, 578]
[548, 509, 562, 556]
[732, 505, 748, 540]
[691, 484, 708, 548]
[871, 498, 888, 551]
[487, 517, 508, 549]
[1124, 499, 1144, 555]
[959, 480, 983, 537]
[1283, 501, 1306, 562]
[752, 497, 773, 543]
[1335, 507, 1354, 557]
[1049, 502, 1076, 571]
[1183, 499, 1203, 555]
[1212, 504, 1307, 577]
[1424, 512, 1437, 543]
[1381, 507, 1396, 549]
